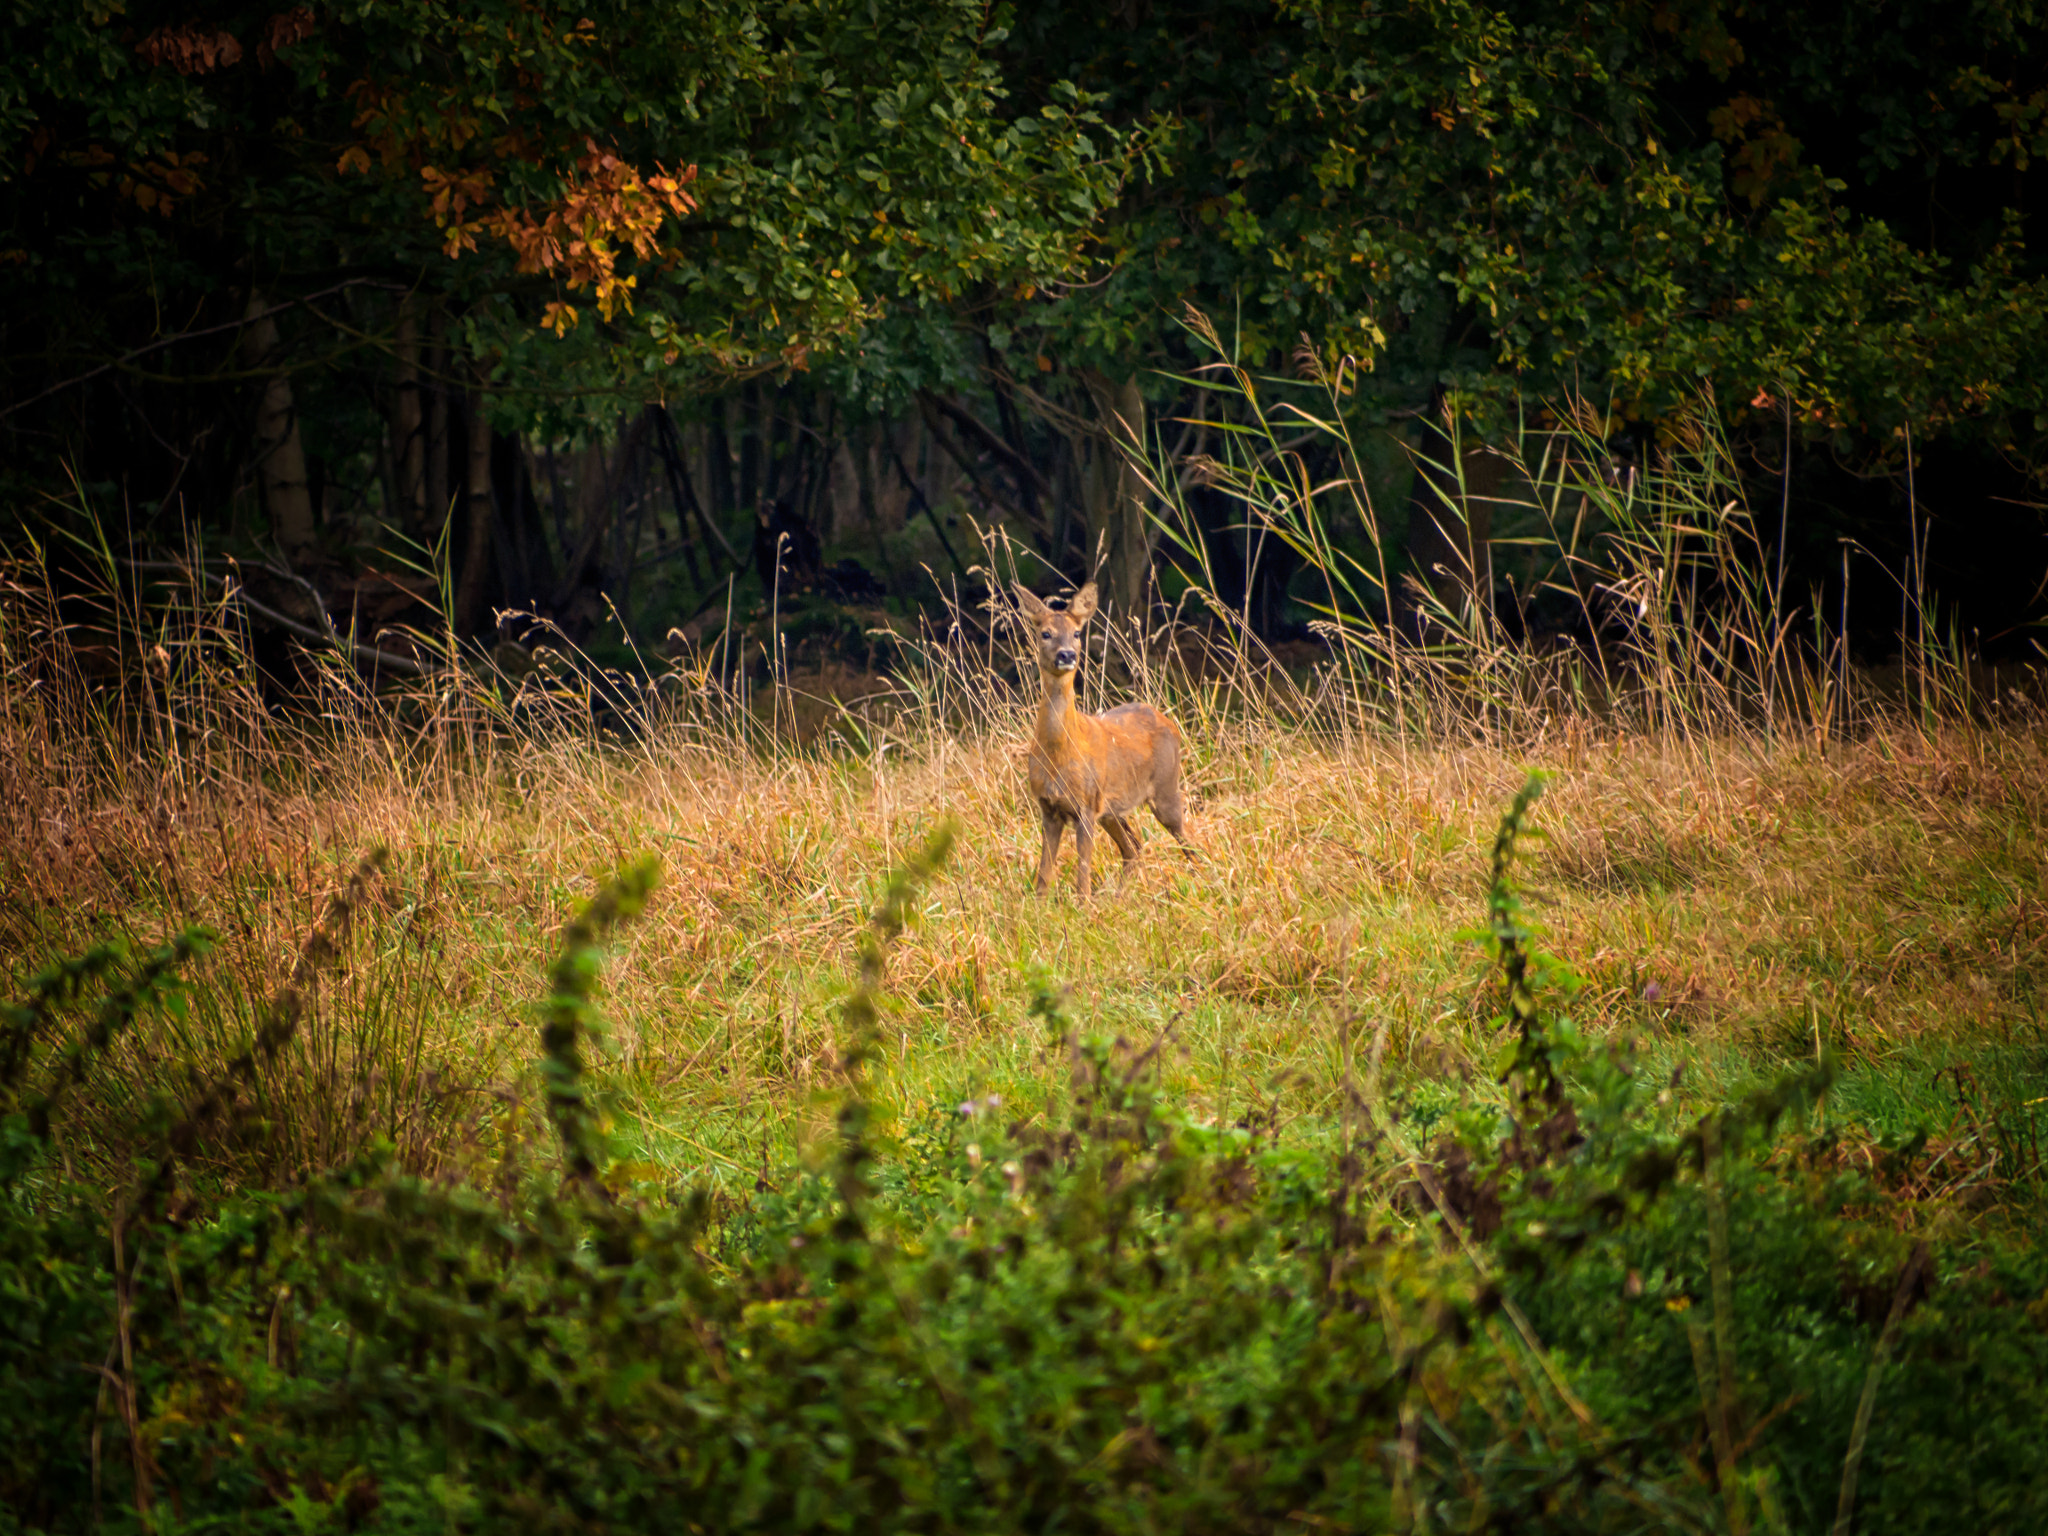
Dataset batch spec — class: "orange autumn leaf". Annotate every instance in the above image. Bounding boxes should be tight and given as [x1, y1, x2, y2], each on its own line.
[137, 24, 243, 75]
[258, 7, 316, 68]
[426, 141, 698, 327]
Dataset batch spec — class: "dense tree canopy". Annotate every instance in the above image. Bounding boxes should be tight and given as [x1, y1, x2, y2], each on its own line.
[2, 0, 1119, 376]
[977, 0, 2048, 453]
[3, 1, 2045, 649]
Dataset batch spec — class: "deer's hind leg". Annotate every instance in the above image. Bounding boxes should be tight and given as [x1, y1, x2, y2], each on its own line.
[1101, 814, 1142, 893]
[1035, 806, 1066, 894]
[1151, 777, 1196, 858]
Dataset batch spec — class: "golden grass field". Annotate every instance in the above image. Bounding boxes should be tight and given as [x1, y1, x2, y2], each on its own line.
[6, 386, 2047, 1536]
[9, 669, 2042, 1211]
[11, 391, 2044, 1221]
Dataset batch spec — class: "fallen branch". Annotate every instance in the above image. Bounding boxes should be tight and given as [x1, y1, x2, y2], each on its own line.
[122, 559, 433, 676]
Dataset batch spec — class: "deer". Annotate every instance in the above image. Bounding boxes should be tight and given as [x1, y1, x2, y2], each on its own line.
[1014, 581, 1192, 898]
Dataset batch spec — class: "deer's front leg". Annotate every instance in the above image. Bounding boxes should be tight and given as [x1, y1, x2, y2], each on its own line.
[1036, 806, 1065, 894]
[1102, 814, 1141, 894]
[1073, 815, 1097, 900]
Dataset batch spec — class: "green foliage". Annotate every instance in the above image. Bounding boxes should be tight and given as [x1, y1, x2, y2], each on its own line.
[0, 939, 128, 1100]
[1, 796, 2045, 1533]
[0, 0, 1121, 407]
[14, 2, 2047, 468]
[541, 854, 659, 1190]
[0, 930, 214, 1171]
[1475, 771, 1576, 1123]
[12, 0, 2048, 655]
[985, 0, 2048, 466]
[1434, 777, 2048, 1532]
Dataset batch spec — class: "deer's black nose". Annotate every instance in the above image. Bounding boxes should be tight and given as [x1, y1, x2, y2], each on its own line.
[1055, 648, 1077, 669]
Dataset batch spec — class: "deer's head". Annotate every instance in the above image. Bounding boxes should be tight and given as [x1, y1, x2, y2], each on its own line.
[1014, 582, 1097, 679]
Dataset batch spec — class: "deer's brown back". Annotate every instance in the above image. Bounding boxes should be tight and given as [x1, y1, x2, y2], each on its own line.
[1034, 703, 1179, 819]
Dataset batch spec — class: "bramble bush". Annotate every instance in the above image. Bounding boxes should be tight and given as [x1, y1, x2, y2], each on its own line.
[1, 786, 2044, 1534]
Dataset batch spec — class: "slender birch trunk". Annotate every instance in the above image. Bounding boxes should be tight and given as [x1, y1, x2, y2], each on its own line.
[392, 297, 427, 531]
[242, 294, 318, 568]
[425, 309, 449, 528]
[453, 385, 496, 637]
[1082, 372, 1150, 618]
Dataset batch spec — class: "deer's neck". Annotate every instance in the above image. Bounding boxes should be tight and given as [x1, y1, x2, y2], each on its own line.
[1037, 670, 1081, 747]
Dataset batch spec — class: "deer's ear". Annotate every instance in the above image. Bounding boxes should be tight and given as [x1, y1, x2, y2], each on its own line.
[1013, 583, 1052, 624]
[1066, 583, 1098, 625]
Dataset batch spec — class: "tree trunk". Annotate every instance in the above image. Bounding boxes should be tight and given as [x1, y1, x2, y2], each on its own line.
[543, 441, 571, 553]
[425, 309, 450, 528]
[706, 400, 738, 559]
[737, 384, 762, 520]
[649, 407, 707, 587]
[241, 294, 319, 568]
[553, 412, 653, 606]
[614, 412, 655, 625]
[1081, 372, 1151, 617]
[499, 431, 553, 600]
[855, 422, 905, 592]
[454, 388, 496, 637]
[392, 297, 427, 532]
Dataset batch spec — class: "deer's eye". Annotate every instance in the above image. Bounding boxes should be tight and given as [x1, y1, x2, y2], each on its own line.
[1042, 629, 1052, 639]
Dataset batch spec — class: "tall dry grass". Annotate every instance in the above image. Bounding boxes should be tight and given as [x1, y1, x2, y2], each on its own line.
[1108, 307, 2048, 748]
[6, 523, 2046, 1205]
[3, 360, 2045, 1198]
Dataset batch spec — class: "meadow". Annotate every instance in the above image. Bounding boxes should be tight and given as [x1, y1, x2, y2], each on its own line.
[12, 670, 2045, 1205]
[8, 4, 2048, 1523]
[4, 403, 2047, 1531]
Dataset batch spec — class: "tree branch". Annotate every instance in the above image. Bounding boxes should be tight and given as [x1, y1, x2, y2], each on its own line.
[920, 390, 1053, 500]
[916, 393, 1050, 540]
[123, 559, 433, 676]
[2, 280, 408, 420]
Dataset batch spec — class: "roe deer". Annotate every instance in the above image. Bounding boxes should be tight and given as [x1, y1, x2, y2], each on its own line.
[1015, 581, 1192, 898]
